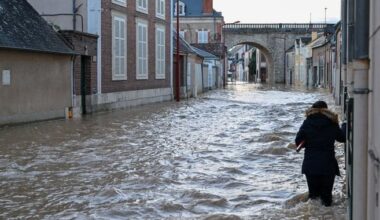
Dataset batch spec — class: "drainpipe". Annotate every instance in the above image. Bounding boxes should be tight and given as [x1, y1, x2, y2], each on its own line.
[201, 59, 205, 92]
[170, 0, 174, 99]
[185, 54, 188, 99]
[341, 0, 347, 108]
[367, 0, 379, 218]
[73, 0, 76, 31]
[346, 0, 355, 95]
[352, 0, 370, 219]
[176, 0, 180, 102]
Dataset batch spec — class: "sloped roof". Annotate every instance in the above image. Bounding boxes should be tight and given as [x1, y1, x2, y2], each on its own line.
[286, 45, 295, 53]
[311, 35, 329, 49]
[0, 0, 75, 55]
[173, 32, 195, 54]
[178, 0, 222, 17]
[191, 45, 217, 59]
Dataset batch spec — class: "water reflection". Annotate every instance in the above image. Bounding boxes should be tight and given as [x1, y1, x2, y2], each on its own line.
[0, 84, 346, 219]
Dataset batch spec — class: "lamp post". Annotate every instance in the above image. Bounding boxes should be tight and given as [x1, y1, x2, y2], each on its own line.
[176, 0, 180, 102]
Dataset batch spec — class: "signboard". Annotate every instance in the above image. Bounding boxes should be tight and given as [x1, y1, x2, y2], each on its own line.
[2, 70, 10, 85]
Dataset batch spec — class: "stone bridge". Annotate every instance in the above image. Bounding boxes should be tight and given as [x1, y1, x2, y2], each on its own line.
[223, 23, 335, 83]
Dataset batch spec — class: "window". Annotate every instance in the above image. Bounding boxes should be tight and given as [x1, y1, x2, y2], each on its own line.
[174, 1, 185, 16]
[155, 25, 166, 79]
[156, 0, 165, 18]
[136, 19, 148, 79]
[137, 0, 148, 13]
[179, 30, 186, 39]
[197, 29, 209, 43]
[112, 12, 127, 80]
[112, 0, 126, 7]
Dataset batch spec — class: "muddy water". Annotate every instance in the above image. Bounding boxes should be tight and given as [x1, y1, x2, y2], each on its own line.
[0, 84, 346, 219]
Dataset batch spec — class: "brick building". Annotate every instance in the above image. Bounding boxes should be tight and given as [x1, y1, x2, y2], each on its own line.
[28, 0, 173, 115]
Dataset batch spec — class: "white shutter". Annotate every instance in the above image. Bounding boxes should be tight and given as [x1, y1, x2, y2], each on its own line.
[112, 13, 127, 80]
[155, 26, 165, 79]
[137, 20, 148, 79]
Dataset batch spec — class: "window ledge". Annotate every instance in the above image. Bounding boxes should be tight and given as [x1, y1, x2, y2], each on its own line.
[112, 0, 126, 7]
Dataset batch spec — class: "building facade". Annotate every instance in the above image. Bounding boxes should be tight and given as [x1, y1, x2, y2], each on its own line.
[28, 0, 173, 115]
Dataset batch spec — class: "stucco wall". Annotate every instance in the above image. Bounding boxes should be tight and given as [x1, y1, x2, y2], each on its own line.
[175, 17, 224, 44]
[368, 0, 380, 217]
[27, 0, 88, 32]
[0, 50, 72, 125]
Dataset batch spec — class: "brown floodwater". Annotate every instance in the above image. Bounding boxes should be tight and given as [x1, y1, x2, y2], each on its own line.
[0, 84, 347, 219]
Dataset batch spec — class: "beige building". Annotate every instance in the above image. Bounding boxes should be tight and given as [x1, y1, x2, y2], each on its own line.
[0, 0, 75, 125]
[173, 0, 226, 88]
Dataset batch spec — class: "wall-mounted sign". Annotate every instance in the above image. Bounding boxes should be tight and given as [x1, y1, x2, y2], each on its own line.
[2, 70, 11, 85]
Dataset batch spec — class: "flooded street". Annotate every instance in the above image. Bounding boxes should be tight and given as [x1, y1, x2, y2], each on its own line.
[0, 84, 346, 219]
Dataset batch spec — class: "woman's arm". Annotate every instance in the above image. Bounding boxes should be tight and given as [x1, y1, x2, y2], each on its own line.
[295, 121, 306, 146]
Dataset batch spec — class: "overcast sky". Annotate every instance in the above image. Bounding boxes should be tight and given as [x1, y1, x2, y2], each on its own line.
[213, 0, 341, 24]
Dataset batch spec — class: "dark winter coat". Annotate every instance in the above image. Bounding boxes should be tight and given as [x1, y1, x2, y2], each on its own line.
[295, 108, 346, 176]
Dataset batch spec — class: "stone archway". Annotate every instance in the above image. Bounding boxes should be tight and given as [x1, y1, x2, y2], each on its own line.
[230, 41, 274, 83]
[223, 24, 324, 83]
[226, 38, 277, 83]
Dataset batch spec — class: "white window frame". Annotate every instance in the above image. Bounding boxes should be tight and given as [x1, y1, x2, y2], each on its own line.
[156, 0, 165, 19]
[197, 29, 209, 43]
[136, 0, 148, 13]
[112, 0, 126, 7]
[112, 11, 127, 81]
[174, 1, 185, 16]
[136, 18, 148, 80]
[155, 25, 166, 79]
[179, 30, 186, 39]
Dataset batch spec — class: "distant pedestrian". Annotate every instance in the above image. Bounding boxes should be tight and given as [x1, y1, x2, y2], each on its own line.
[295, 101, 346, 206]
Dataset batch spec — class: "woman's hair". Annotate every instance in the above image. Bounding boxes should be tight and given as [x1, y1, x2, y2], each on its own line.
[312, 100, 328, 109]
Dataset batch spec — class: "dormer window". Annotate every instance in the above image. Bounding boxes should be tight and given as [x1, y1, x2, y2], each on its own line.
[174, 1, 185, 16]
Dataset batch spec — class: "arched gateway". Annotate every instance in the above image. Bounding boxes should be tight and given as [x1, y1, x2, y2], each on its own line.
[223, 23, 334, 84]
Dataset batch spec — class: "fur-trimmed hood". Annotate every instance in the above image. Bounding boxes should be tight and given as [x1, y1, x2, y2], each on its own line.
[305, 108, 339, 124]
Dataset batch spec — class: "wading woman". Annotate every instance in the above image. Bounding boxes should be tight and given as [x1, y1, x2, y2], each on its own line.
[295, 101, 346, 206]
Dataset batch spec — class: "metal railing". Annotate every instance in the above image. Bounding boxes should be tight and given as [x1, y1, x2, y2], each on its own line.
[223, 23, 334, 31]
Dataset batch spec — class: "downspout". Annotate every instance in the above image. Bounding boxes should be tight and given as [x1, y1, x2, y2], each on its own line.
[69, 55, 75, 119]
[185, 54, 188, 99]
[201, 58, 205, 93]
[340, 0, 348, 108]
[368, 0, 379, 218]
[170, 0, 174, 99]
[352, 0, 370, 219]
[97, 1, 102, 95]
[73, 0, 76, 31]
[346, 0, 355, 95]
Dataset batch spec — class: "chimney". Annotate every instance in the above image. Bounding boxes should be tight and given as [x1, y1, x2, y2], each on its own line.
[203, 0, 213, 15]
[311, 32, 318, 41]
